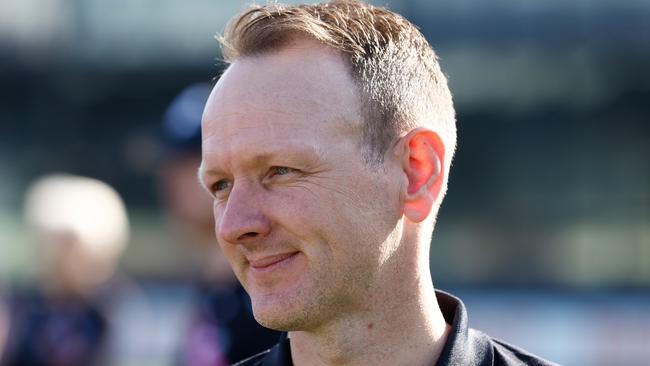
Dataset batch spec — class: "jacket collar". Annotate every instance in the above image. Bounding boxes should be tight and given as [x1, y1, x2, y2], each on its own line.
[257, 290, 476, 366]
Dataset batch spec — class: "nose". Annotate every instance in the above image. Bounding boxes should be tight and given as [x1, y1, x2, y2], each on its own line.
[216, 181, 271, 244]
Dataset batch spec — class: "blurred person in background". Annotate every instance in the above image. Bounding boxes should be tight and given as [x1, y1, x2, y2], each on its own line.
[0, 299, 7, 359]
[198, 1, 556, 365]
[1, 174, 130, 366]
[159, 83, 280, 365]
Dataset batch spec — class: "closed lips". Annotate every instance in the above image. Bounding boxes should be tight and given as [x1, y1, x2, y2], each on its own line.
[249, 252, 298, 269]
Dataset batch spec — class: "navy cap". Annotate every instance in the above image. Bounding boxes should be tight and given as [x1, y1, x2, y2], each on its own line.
[162, 83, 212, 153]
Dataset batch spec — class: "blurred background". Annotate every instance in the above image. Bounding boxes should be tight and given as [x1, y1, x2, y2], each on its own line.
[0, 0, 648, 365]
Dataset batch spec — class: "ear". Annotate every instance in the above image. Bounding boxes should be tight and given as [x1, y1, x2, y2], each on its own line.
[396, 128, 445, 223]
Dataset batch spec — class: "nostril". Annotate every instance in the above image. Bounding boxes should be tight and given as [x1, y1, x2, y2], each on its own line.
[239, 232, 259, 240]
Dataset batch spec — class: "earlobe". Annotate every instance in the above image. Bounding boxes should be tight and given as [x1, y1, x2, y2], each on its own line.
[399, 128, 445, 223]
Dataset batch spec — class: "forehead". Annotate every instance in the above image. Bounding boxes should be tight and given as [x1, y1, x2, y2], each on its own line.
[201, 40, 363, 164]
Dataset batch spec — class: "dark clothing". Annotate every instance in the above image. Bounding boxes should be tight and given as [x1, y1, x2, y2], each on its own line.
[182, 283, 281, 365]
[1, 290, 107, 366]
[232, 291, 557, 366]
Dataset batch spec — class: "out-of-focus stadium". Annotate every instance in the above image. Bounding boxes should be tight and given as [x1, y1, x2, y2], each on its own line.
[0, 0, 648, 365]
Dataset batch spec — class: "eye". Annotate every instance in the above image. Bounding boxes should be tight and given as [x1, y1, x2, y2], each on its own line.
[212, 179, 232, 193]
[271, 166, 293, 176]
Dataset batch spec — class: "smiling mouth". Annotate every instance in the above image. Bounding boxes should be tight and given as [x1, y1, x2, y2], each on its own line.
[249, 252, 299, 271]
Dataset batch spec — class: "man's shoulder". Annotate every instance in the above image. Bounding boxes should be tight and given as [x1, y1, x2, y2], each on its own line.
[469, 329, 558, 366]
[231, 349, 271, 366]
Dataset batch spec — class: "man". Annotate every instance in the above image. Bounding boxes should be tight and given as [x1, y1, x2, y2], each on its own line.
[199, 1, 556, 365]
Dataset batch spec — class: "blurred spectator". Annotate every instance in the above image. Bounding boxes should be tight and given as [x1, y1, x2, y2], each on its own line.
[1, 174, 130, 366]
[0, 299, 7, 359]
[159, 83, 280, 365]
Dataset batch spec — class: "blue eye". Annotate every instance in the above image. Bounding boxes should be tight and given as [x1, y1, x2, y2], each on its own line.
[274, 166, 292, 176]
[213, 180, 231, 192]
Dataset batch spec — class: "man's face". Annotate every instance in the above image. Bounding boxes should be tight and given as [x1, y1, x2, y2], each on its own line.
[200, 40, 403, 331]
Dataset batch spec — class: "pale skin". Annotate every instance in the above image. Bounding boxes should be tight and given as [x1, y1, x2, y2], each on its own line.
[200, 39, 451, 366]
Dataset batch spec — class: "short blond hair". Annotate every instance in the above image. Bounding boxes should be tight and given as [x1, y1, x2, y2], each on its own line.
[220, 0, 456, 166]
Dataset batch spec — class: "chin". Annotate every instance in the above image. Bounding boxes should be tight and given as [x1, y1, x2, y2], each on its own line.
[253, 312, 293, 331]
[251, 295, 313, 331]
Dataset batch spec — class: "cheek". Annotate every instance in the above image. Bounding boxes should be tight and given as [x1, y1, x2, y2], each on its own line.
[268, 185, 339, 232]
[269, 182, 375, 259]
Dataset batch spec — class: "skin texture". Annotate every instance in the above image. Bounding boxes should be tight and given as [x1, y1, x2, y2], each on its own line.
[200, 39, 450, 366]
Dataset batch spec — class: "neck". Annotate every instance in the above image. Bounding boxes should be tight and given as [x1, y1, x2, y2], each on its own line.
[289, 249, 450, 366]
